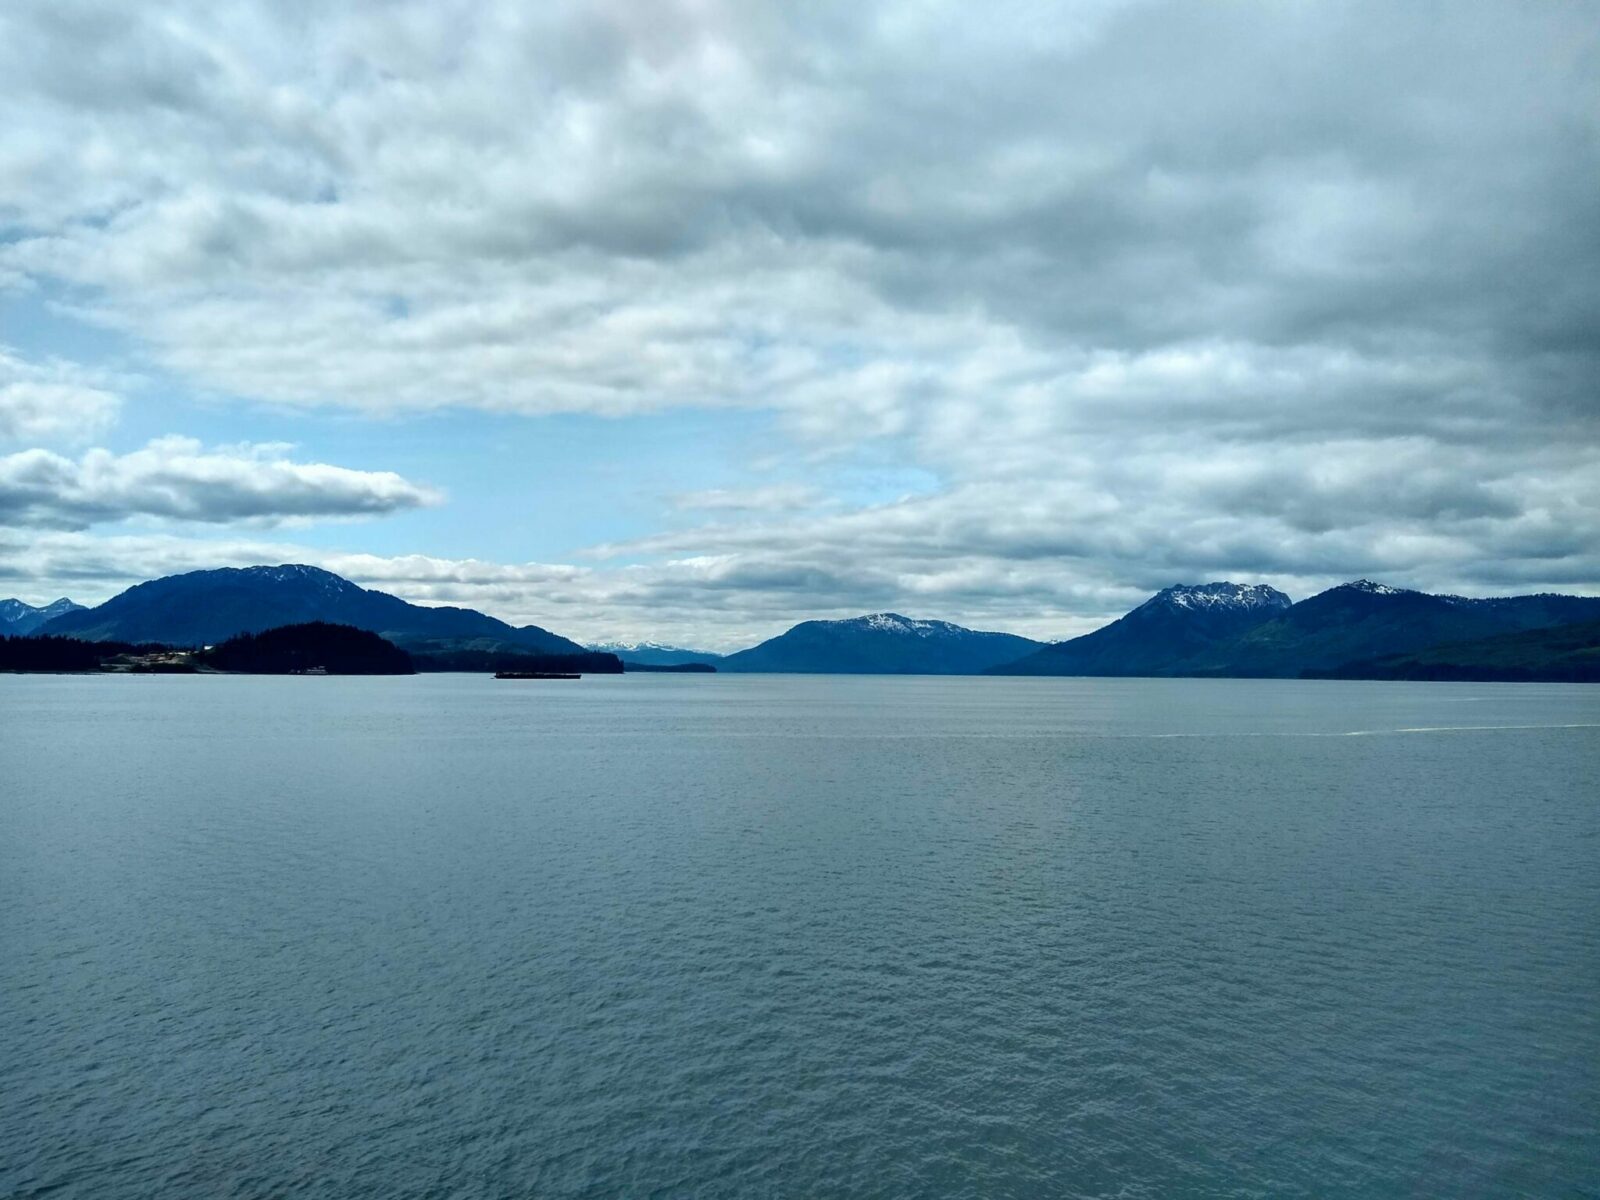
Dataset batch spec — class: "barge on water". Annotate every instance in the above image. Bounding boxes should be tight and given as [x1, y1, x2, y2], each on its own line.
[494, 670, 581, 680]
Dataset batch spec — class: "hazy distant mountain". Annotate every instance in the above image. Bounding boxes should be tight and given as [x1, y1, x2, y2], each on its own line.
[1310, 618, 1600, 682]
[993, 582, 1291, 676]
[1194, 581, 1600, 677]
[0, 597, 85, 636]
[586, 641, 725, 667]
[37, 565, 585, 653]
[719, 613, 1042, 674]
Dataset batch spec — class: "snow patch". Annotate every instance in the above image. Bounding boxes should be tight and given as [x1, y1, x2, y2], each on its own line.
[835, 613, 970, 638]
[588, 640, 696, 653]
[244, 564, 359, 594]
[1343, 580, 1409, 596]
[1151, 582, 1291, 612]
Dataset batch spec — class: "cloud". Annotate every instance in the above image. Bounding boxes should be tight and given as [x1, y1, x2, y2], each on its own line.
[0, 528, 1111, 650]
[0, 436, 441, 530]
[0, 0, 1596, 631]
[9, 459, 1598, 652]
[668, 484, 820, 513]
[0, 348, 121, 442]
[4, 2, 1595, 423]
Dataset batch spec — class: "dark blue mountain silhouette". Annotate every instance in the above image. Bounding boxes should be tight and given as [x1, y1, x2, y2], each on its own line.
[719, 613, 1041, 674]
[38, 565, 583, 653]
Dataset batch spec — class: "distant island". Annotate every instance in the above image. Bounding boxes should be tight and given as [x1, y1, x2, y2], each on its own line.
[5, 564, 1599, 682]
[200, 623, 415, 675]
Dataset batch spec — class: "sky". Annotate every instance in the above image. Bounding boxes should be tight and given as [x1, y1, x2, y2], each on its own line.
[1, 0, 1597, 651]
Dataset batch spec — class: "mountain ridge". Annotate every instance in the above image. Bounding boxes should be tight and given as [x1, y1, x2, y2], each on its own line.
[1192, 581, 1600, 677]
[992, 579, 1600, 678]
[22, 565, 1600, 680]
[1, 597, 86, 636]
[586, 641, 726, 667]
[994, 582, 1293, 676]
[719, 612, 1042, 674]
[1307, 618, 1600, 682]
[37, 565, 584, 654]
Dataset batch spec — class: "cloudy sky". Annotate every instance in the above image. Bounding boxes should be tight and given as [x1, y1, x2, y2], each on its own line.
[2, 0, 1596, 649]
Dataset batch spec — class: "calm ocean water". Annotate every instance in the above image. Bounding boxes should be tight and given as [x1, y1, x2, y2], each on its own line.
[2, 674, 1597, 1198]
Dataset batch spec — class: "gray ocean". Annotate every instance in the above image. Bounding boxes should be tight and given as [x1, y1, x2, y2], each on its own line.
[2, 674, 1597, 1198]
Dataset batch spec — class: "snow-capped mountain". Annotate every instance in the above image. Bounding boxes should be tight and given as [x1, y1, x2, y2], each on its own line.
[993, 581, 1292, 676]
[586, 641, 725, 666]
[718, 613, 1042, 674]
[36, 564, 584, 653]
[855, 614, 978, 636]
[1157, 582, 1294, 612]
[1206, 579, 1600, 676]
[1341, 579, 1409, 597]
[0, 597, 86, 636]
[997, 578, 1600, 678]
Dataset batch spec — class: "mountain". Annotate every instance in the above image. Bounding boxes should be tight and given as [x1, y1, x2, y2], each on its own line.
[586, 641, 725, 667]
[36, 565, 585, 653]
[718, 613, 1042, 674]
[992, 582, 1291, 676]
[1192, 581, 1600, 677]
[1309, 619, 1600, 682]
[989, 579, 1600, 678]
[0, 597, 86, 636]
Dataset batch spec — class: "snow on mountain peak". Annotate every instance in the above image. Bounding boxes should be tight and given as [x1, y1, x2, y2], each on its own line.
[1343, 580, 1409, 596]
[244, 564, 359, 593]
[864, 613, 915, 633]
[860, 613, 966, 637]
[822, 613, 966, 638]
[0, 595, 87, 634]
[1151, 582, 1291, 612]
[2, 596, 79, 616]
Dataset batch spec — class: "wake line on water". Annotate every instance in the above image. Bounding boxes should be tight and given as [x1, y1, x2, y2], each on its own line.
[1086, 723, 1600, 739]
[658, 723, 1600, 740]
[1339, 723, 1600, 737]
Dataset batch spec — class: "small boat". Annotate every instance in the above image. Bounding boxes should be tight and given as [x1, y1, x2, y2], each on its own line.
[494, 671, 581, 680]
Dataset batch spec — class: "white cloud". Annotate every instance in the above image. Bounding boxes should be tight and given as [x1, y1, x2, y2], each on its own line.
[668, 484, 820, 513]
[3, 1, 1594, 429]
[0, 1, 1596, 632]
[0, 348, 121, 443]
[8, 453, 1597, 652]
[0, 436, 441, 530]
